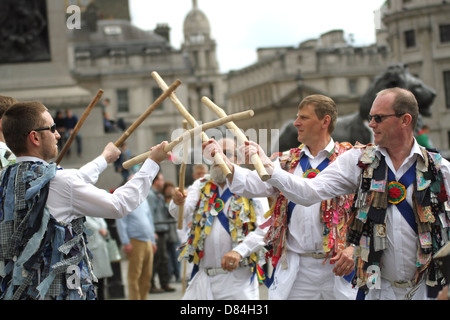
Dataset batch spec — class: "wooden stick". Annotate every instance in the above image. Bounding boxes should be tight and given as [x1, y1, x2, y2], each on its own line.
[114, 79, 182, 147]
[122, 110, 255, 169]
[178, 120, 189, 230]
[55, 89, 104, 165]
[201, 97, 271, 181]
[151, 71, 232, 177]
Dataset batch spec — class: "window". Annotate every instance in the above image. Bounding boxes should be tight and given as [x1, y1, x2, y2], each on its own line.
[152, 87, 164, 110]
[154, 132, 168, 144]
[404, 30, 416, 48]
[117, 89, 129, 113]
[440, 24, 450, 43]
[110, 49, 127, 65]
[75, 50, 91, 67]
[349, 79, 358, 95]
[444, 71, 450, 109]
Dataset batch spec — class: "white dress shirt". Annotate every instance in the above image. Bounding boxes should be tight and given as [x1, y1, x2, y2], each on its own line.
[228, 139, 357, 299]
[264, 139, 450, 299]
[16, 156, 160, 224]
[168, 175, 269, 300]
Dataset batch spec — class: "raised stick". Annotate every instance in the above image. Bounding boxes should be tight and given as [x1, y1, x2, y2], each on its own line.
[56, 89, 104, 165]
[151, 71, 231, 177]
[122, 110, 255, 170]
[177, 120, 189, 230]
[201, 96, 271, 181]
[114, 79, 182, 147]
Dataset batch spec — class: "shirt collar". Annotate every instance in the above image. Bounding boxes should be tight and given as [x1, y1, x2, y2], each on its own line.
[301, 137, 335, 159]
[374, 138, 425, 163]
[16, 156, 49, 165]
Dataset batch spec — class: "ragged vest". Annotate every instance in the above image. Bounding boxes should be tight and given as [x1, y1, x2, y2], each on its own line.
[178, 177, 265, 282]
[349, 144, 449, 295]
[0, 162, 97, 300]
[264, 142, 354, 269]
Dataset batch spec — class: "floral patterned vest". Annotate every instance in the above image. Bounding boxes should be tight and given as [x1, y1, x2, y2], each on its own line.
[178, 177, 265, 279]
[264, 142, 354, 269]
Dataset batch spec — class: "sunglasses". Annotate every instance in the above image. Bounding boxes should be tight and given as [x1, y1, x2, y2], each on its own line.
[25, 123, 57, 136]
[368, 113, 405, 123]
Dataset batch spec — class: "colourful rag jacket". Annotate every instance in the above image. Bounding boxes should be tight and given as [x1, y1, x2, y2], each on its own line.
[178, 178, 265, 280]
[0, 162, 97, 300]
[348, 144, 449, 295]
[264, 142, 354, 269]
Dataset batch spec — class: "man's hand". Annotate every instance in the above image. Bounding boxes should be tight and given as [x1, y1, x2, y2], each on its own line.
[148, 141, 171, 164]
[221, 251, 242, 272]
[102, 142, 121, 164]
[239, 141, 274, 174]
[122, 243, 132, 255]
[172, 187, 187, 206]
[330, 246, 355, 277]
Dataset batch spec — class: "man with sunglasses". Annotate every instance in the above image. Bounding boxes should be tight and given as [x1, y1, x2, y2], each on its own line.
[233, 88, 449, 300]
[0, 101, 170, 300]
[168, 138, 269, 299]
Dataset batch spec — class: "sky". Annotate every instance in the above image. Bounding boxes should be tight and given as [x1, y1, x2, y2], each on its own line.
[129, 0, 386, 73]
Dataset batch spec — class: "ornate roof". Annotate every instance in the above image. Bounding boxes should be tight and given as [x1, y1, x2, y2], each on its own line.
[183, 0, 211, 39]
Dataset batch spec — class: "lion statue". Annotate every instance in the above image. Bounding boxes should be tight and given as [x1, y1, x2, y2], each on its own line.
[272, 63, 436, 153]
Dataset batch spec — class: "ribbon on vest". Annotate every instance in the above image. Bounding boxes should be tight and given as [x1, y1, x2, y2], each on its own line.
[215, 188, 233, 234]
[300, 155, 331, 179]
[387, 163, 418, 233]
[287, 155, 331, 222]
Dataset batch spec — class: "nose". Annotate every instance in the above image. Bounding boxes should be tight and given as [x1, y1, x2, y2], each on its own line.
[55, 129, 61, 139]
[367, 117, 376, 128]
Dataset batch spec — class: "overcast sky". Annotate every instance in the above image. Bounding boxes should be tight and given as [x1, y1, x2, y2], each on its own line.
[129, 0, 386, 73]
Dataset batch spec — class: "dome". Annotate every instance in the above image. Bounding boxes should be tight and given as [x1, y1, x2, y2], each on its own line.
[183, 0, 211, 39]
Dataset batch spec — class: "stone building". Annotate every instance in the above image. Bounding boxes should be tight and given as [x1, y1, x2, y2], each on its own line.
[67, 0, 225, 185]
[225, 0, 450, 154]
[376, 0, 450, 152]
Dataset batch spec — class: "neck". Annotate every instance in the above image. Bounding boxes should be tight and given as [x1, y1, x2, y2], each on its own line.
[306, 136, 331, 157]
[386, 136, 414, 170]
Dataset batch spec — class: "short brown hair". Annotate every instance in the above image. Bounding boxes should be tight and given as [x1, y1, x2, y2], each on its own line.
[298, 94, 338, 133]
[2, 101, 48, 155]
[377, 87, 419, 130]
[0, 95, 18, 118]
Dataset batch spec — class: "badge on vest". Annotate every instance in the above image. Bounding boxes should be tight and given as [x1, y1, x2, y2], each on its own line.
[388, 181, 407, 204]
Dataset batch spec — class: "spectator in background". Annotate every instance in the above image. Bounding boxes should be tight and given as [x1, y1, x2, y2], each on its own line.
[54, 110, 67, 152]
[148, 172, 175, 293]
[163, 181, 180, 283]
[64, 108, 82, 157]
[114, 143, 133, 184]
[415, 125, 433, 149]
[85, 216, 114, 300]
[116, 192, 157, 300]
[103, 111, 118, 133]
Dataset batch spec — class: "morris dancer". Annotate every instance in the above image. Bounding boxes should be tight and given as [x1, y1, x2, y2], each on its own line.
[0, 101, 170, 300]
[236, 88, 450, 300]
[211, 94, 357, 299]
[169, 138, 269, 299]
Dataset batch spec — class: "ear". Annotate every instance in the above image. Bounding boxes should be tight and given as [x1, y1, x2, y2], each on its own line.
[322, 115, 331, 129]
[402, 113, 413, 128]
[27, 131, 41, 147]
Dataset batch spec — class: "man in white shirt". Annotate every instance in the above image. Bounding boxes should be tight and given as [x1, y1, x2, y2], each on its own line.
[169, 138, 269, 300]
[0, 101, 170, 300]
[228, 88, 450, 300]
[207, 95, 357, 300]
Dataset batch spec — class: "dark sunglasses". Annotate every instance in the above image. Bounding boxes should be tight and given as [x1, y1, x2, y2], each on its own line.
[368, 113, 405, 123]
[25, 123, 57, 136]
